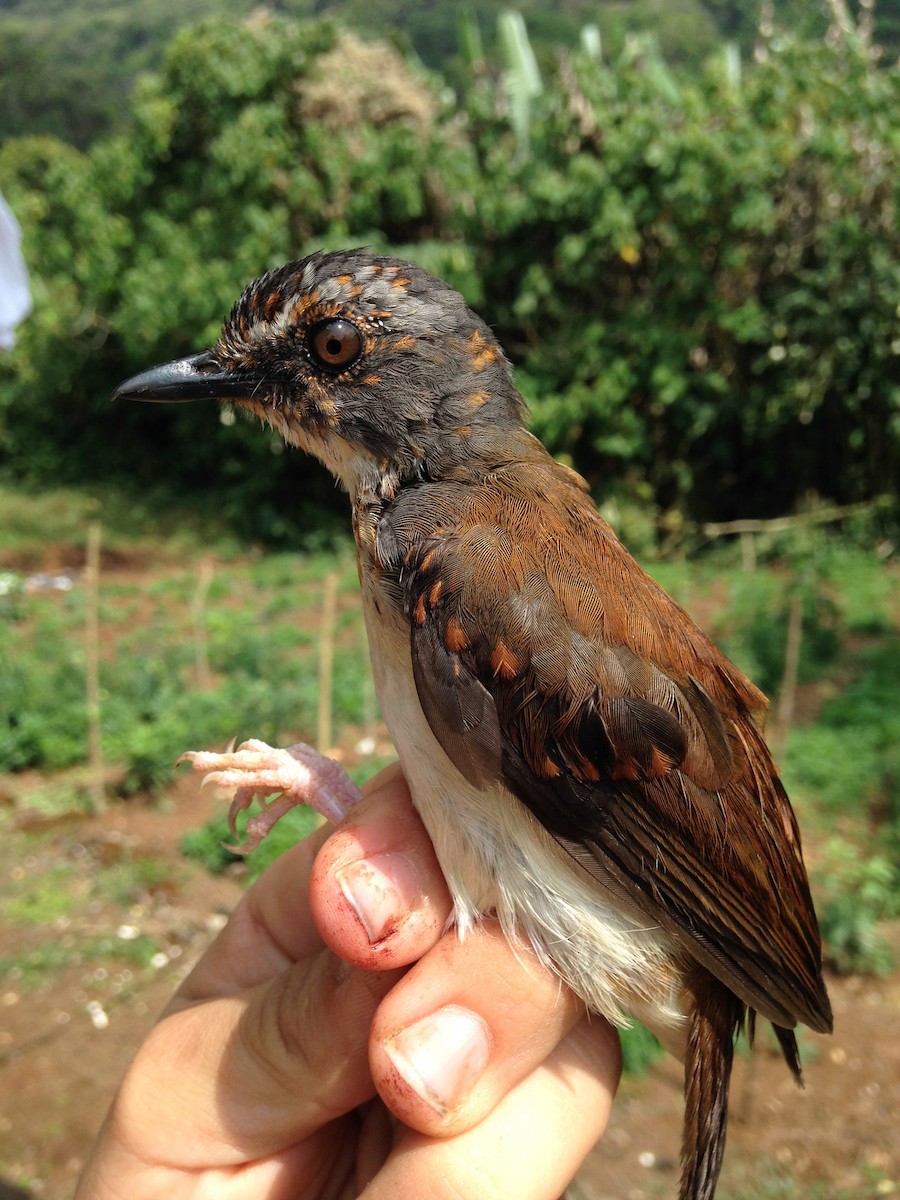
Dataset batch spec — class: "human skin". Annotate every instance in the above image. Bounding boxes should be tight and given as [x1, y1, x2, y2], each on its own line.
[75, 763, 621, 1200]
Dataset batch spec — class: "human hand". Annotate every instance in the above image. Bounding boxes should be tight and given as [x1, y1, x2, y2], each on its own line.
[75, 763, 621, 1199]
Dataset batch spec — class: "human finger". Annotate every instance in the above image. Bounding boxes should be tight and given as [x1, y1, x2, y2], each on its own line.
[95, 948, 403, 1177]
[362, 1012, 621, 1200]
[310, 762, 452, 971]
[369, 915, 590, 1137]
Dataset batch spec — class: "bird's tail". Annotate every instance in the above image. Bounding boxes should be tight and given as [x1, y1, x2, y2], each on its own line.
[680, 971, 744, 1200]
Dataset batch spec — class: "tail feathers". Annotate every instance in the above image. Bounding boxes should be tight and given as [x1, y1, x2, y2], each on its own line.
[772, 1023, 803, 1083]
[680, 974, 744, 1200]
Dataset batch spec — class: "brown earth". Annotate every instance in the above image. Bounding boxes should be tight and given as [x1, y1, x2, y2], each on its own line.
[1, 768, 897, 1200]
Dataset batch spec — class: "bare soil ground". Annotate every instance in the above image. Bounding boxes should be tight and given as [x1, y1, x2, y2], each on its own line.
[1, 768, 898, 1200]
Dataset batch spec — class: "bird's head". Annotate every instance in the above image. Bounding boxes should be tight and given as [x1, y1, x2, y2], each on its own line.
[114, 249, 527, 499]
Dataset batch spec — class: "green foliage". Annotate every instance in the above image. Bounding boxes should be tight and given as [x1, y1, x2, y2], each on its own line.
[716, 1160, 894, 1200]
[180, 805, 323, 881]
[240, 805, 322, 881]
[461, 32, 899, 523]
[781, 631, 900, 975]
[707, 532, 867, 697]
[100, 854, 177, 906]
[816, 841, 897, 976]
[4, 1, 898, 151]
[5, 864, 78, 925]
[0, 551, 369, 790]
[0, 487, 101, 557]
[0, 0, 268, 148]
[0, 931, 161, 988]
[180, 815, 245, 875]
[783, 635, 900, 825]
[2, 15, 896, 540]
[619, 1022, 664, 1076]
[0, 609, 92, 771]
[0, 15, 479, 544]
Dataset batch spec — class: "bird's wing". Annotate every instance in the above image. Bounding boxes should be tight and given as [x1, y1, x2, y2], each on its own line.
[386, 465, 831, 1034]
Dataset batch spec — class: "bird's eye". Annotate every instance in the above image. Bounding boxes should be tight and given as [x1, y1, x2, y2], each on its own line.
[308, 319, 364, 372]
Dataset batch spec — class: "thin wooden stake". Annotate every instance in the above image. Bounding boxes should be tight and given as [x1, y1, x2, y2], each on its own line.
[317, 570, 338, 753]
[772, 589, 803, 760]
[740, 529, 757, 573]
[191, 556, 214, 690]
[84, 520, 106, 814]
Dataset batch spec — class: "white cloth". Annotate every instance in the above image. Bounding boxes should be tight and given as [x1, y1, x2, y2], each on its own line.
[0, 192, 31, 349]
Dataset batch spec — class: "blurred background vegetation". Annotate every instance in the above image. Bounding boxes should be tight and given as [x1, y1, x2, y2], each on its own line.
[0, 0, 898, 1161]
[0, 0, 897, 541]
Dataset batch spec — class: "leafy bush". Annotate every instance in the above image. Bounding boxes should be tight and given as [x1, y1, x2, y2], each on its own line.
[0, 618, 90, 771]
[0, 16, 896, 541]
[784, 636, 900, 825]
[782, 634, 900, 974]
[816, 842, 897, 976]
[0, 16, 474, 544]
[462, 33, 899, 523]
[619, 1023, 664, 1076]
[180, 814, 245, 875]
[0, 543, 378, 818]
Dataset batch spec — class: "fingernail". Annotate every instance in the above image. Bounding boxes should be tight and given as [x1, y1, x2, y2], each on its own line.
[384, 1005, 492, 1116]
[335, 852, 422, 944]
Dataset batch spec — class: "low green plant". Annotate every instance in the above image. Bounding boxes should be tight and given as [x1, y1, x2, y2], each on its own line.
[5, 864, 79, 925]
[1, 547, 372, 789]
[784, 637, 900, 823]
[181, 805, 320, 880]
[99, 855, 178, 906]
[718, 1156, 897, 1199]
[619, 1023, 664, 1076]
[180, 816, 245, 875]
[0, 487, 101, 558]
[0, 932, 161, 988]
[816, 841, 897, 976]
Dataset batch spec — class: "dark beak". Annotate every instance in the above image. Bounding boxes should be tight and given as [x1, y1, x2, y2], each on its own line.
[112, 351, 263, 404]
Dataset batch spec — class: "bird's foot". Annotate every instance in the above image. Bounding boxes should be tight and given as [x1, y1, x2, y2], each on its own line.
[177, 738, 363, 853]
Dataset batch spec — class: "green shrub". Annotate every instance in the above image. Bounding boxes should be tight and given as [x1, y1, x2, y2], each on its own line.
[1, 19, 896, 538]
[816, 842, 897, 976]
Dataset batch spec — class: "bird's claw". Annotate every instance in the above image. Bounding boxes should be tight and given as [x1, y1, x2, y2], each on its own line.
[177, 739, 363, 852]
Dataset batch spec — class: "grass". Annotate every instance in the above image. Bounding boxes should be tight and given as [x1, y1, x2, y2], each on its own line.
[0, 822, 167, 990]
[716, 1153, 900, 1199]
[0, 932, 162, 989]
[5, 863, 80, 925]
[0, 481, 256, 565]
[0, 487, 103, 559]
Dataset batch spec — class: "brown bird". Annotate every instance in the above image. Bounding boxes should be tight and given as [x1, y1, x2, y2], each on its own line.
[114, 249, 832, 1200]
